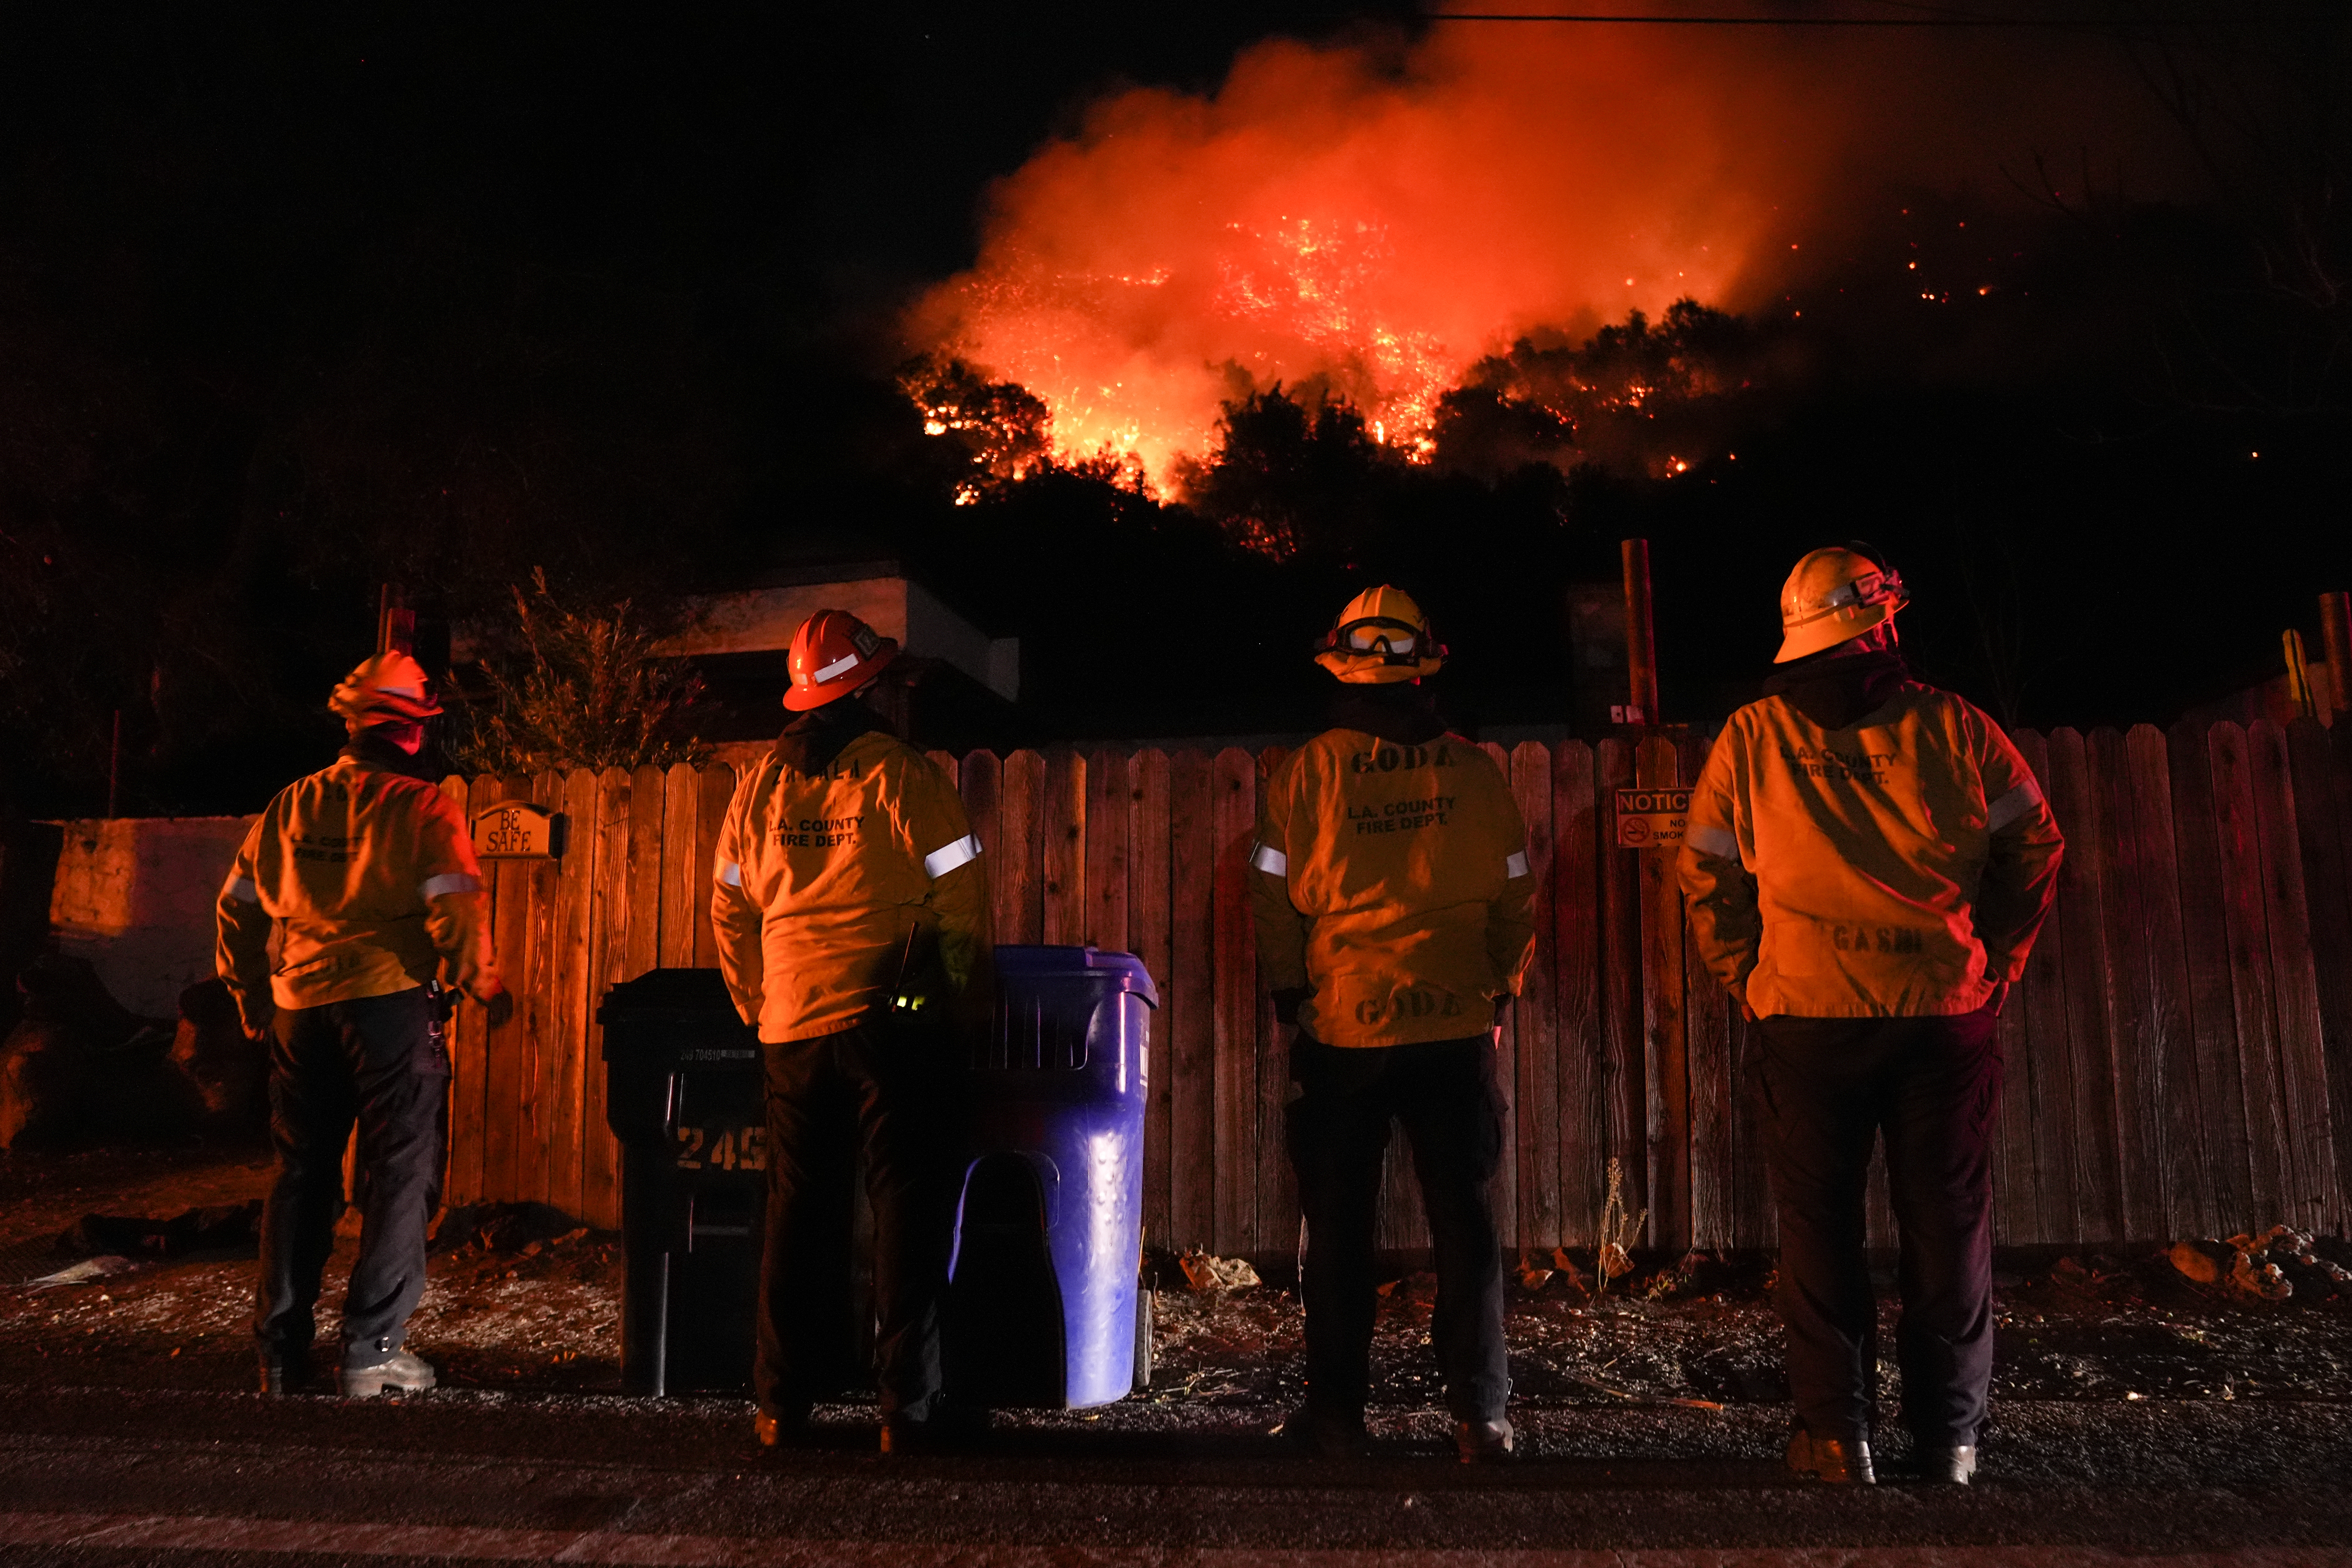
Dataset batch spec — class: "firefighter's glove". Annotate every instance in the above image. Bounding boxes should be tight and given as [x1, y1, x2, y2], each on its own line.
[1272, 987, 1311, 1027]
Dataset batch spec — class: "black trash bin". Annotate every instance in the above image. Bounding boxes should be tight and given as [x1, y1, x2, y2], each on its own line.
[598, 968, 776, 1396]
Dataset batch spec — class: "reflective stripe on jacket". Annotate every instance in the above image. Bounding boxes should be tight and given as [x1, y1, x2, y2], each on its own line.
[710, 730, 992, 1043]
[1249, 730, 1537, 1048]
[1678, 682, 2064, 1018]
[215, 755, 493, 1030]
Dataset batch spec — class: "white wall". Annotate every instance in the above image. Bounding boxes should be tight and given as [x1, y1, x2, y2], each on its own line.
[45, 817, 255, 1019]
[662, 576, 1019, 701]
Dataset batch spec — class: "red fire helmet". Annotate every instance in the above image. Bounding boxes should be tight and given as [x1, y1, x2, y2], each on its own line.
[784, 609, 900, 711]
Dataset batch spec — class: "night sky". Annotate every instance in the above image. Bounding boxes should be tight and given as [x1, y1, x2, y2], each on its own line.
[0, 4, 2344, 814]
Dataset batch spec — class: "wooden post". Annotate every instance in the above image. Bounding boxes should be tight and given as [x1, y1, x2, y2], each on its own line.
[1621, 539, 1658, 726]
[2285, 630, 2318, 721]
[2319, 592, 2352, 720]
[1636, 733, 1688, 1250]
[377, 583, 415, 657]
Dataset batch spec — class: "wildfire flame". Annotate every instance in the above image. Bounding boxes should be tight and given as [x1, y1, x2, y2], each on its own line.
[909, 14, 1825, 490]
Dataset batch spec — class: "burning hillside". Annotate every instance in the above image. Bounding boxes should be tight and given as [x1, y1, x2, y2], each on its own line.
[904, 13, 1832, 490]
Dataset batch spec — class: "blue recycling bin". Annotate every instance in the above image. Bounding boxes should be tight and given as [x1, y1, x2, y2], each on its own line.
[944, 945, 1156, 1410]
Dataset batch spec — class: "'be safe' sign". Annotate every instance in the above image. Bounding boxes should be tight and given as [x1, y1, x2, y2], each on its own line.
[472, 801, 567, 860]
[1614, 787, 1690, 850]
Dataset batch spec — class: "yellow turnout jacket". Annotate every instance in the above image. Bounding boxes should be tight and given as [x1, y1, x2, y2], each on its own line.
[1249, 729, 1538, 1048]
[1679, 679, 2064, 1018]
[712, 728, 993, 1043]
[215, 749, 497, 1033]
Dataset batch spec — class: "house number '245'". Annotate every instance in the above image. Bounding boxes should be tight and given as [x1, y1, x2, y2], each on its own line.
[675, 1125, 768, 1172]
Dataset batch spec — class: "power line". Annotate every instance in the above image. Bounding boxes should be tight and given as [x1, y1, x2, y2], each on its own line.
[1430, 10, 2326, 26]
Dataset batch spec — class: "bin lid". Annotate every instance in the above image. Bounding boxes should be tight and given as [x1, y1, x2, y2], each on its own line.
[596, 970, 762, 1066]
[597, 967, 741, 1020]
[992, 945, 1158, 1007]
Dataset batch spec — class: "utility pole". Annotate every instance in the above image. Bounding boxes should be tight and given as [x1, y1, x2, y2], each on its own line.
[377, 583, 415, 657]
[1618, 536, 1686, 1251]
[1621, 538, 1657, 728]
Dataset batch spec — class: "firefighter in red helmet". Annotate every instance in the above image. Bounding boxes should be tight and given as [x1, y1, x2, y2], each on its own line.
[218, 651, 509, 1398]
[712, 609, 995, 1453]
[1680, 546, 2063, 1486]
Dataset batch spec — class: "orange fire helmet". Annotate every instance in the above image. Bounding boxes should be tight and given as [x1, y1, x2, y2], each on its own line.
[1312, 585, 1447, 685]
[327, 651, 443, 728]
[1775, 545, 1908, 663]
[785, 609, 900, 711]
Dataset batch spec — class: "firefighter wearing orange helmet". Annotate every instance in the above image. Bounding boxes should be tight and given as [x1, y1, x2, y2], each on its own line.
[1679, 546, 2064, 1486]
[1249, 586, 1538, 1463]
[711, 609, 994, 1454]
[217, 650, 508, 1399]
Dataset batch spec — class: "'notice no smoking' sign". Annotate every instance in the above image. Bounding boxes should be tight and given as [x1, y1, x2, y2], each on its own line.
[1614, 787, 1691, 849]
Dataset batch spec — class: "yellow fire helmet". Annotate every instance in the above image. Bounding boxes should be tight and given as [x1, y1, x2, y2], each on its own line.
[1312, 584, 1447, 685]
[327, 650, 443, 726]
[1775, 545, 1908, 663]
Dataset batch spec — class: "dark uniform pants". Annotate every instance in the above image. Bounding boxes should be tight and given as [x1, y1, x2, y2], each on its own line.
[755, 1020, 958, 1422]
[1751, 1000, 2003, 1449]
[255, 987, 448, 1367]
[1287, 1033, 1509, 1423]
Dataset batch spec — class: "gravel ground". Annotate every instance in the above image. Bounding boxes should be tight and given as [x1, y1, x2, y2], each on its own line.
[4, 1141, 2350, 1438]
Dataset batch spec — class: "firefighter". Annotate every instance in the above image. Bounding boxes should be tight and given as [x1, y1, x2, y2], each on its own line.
[712, 609, 994, 1454]
[217, 650, 508, 1398]
[1680, 546, 2063, 1486]
[1248, 586, 1538, 1463]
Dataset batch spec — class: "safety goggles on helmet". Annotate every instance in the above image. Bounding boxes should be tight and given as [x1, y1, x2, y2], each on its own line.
[1329, 615, 1427, 660]
[1815, 566, 1905, 615]
[1311, 584, 1449, 684]
[1775, 544, 1910, 663]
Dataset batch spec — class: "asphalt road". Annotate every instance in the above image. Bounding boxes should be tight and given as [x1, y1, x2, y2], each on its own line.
[3, 1385, 2349, 1566]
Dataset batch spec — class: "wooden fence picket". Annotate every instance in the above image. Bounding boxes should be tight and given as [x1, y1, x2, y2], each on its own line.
[1209, 747, 1259, 1256]
[1166, 751, 1216, 1253]
[581, 766, 632, 1230]
[1510, 742, 1561, 1254]
[1551, 741, 1605, 1248]
[2208, 723, 2293, 1226]
[2123, 726, 2201, 1241]
[2287, 721, 2352, 1223]
[2247, 722, 2339, 1231]
[1129, 750, 1175, 1252]
[1042, 751, 1085, 946]
[2169, 720, 2258, 1236]
[1085, 750, 1129, 953]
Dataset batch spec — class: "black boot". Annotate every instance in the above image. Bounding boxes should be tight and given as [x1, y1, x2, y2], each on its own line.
[1787, 1427, 1875, 1484]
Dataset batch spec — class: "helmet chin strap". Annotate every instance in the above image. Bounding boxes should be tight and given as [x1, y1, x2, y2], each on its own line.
[352, 717, 427, 754]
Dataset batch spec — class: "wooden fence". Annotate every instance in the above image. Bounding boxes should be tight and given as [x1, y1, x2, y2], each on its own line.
[438, 719, 2352, 1254]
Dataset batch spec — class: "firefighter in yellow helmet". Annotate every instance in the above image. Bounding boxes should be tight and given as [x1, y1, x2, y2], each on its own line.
[1249, 585, 1537, 1463]
[711, 609, 995, 1454]
[217, 650, 507, 1398]
[1679, 545, 2063, 1486]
